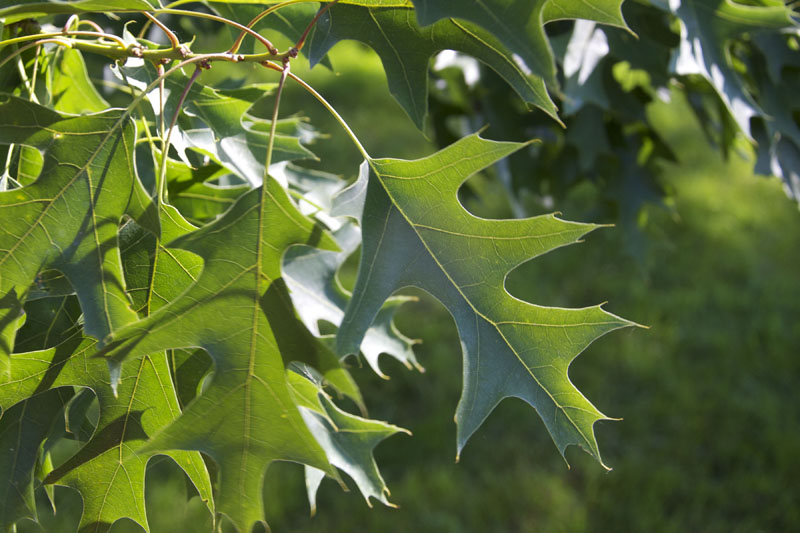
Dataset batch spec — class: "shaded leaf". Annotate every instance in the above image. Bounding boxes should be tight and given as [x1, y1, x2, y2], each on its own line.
[288, 370, 407, 510]
[309, 2, 557, 129]
[0, 388, 72, 531]
[413, 0, 627, 89]
[668, 0, 796, 137]
[0, 0, 156, 23]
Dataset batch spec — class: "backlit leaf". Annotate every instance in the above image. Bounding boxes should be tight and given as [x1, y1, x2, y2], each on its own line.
[337, 133, 636, 462]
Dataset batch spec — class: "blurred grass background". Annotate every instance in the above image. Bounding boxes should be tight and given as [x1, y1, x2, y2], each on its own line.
[21, 41, 800, 533]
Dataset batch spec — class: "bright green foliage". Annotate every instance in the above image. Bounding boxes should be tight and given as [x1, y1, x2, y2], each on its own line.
[1, 0, 796, 531]
[97, 180, 345, 530]
[0, 97, 157, 362]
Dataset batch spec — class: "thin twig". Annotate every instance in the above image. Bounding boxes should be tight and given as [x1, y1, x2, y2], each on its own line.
[143, 12, 181, 49]
[157, 9, 278, 54]
[227, 0, 307, 55]
[63, 15, 79, 33]
[262, 60, 369, 160]
[77, 20, 106, 34]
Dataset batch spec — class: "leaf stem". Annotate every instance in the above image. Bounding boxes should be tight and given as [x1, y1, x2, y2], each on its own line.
[263, 61, 370, 160]
[15, 52, 39, 104]
[264, 60, 291, 182]
[156, 9, 278, 54]
[142, 12, 181, 50]
[158, 65, 203, 204]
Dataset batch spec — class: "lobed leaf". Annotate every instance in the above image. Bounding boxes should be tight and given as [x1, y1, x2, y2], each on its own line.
[97, 178, 348, 531]
[337, 133, 636, 462]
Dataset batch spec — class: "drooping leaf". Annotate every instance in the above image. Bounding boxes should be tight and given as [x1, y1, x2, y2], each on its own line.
[0, 388, 73, 531]
[413, 0, 627, 89]
[337, 133, 636, 462]
[288, 370, 407, 511]
[308, 2, 558, 128]
[668, 0, 796, 138]
[283, 163, 421, 377]
[96, 178, 347, 531]
[0, 95, 158, 369]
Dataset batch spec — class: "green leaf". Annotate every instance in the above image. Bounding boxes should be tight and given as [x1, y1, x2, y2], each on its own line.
[0, 388, 73, 531]
[668, 0, 797, 137]
[0, 0, 157, 23]
[309, 3, 558, 128]
[49, 49, 108, 115]
[288, 370, 408, 510]
[280, 162, 420, 377]
[0, 338, 214, 533]
[412, 0, 627, 89]
[0, 95, 158, 365]
[96, 178, 345, 531]
[337, 133, 636, 463]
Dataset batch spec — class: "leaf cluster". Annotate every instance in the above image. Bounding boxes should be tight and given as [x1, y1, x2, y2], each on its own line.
[2, 0, 794, 531]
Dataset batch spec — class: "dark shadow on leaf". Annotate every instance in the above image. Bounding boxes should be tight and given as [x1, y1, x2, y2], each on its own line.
[44, 410, 148, 484]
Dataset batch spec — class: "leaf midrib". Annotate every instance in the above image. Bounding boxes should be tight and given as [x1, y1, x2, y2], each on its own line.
[371, 167, 597, 451]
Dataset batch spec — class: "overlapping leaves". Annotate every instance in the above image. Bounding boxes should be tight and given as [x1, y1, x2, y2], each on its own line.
[0, 96, 158, 367]
[0, 2, 657, 532]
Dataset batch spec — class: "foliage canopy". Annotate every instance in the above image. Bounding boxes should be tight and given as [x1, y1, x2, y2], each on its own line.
[0, 0, 797, 531]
